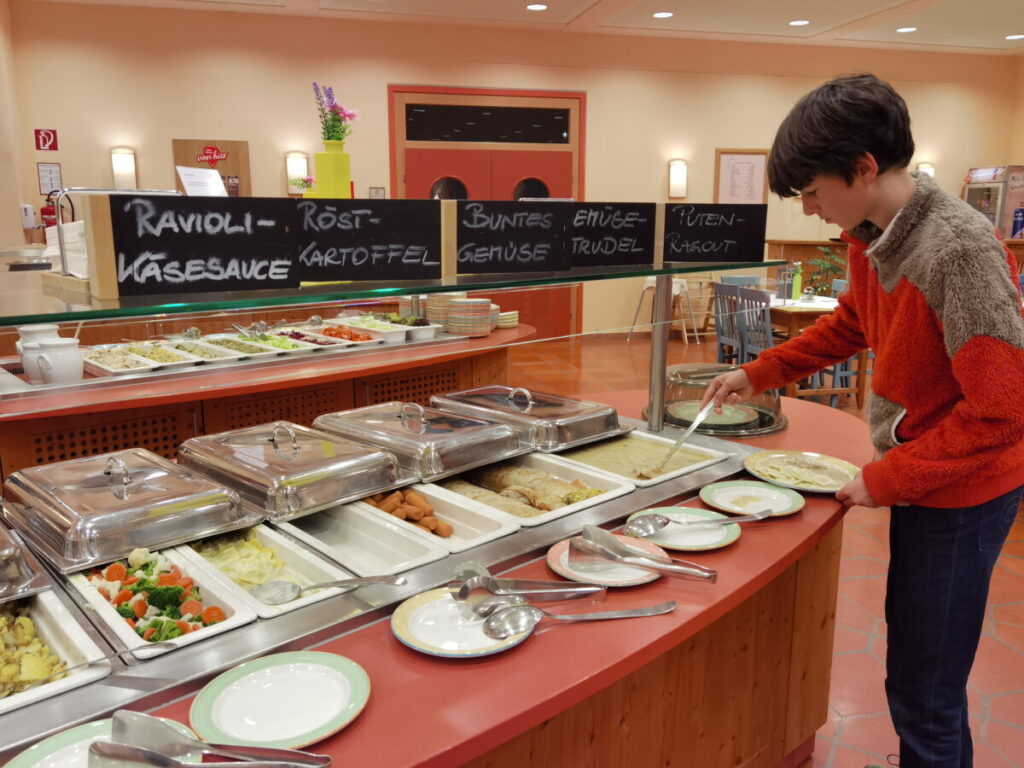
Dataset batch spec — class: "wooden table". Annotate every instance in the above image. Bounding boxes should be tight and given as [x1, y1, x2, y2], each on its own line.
[770, 300, 869, 408]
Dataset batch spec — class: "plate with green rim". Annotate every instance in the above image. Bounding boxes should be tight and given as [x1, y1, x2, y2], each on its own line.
[5, 718, 200, 768]
[624, 507, 741, 552]
[189, 651, 369, 749]
[390, 587, 533, 658]
[699, 480, 805, 517]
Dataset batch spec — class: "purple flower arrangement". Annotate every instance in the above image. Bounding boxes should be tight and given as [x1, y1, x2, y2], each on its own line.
[313, 83, 359, 142]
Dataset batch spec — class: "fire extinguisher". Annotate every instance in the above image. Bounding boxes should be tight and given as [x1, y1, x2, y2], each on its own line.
[40, 194, 60, 228]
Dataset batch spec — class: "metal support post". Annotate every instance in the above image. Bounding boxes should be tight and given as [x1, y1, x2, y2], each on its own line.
[647, 273, 672, 432]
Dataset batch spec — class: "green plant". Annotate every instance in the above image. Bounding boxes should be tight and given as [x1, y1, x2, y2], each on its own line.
[806, 245, 847, 295]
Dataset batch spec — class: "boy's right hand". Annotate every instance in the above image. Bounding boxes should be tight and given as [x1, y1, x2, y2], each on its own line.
[699, 369, 754, 412]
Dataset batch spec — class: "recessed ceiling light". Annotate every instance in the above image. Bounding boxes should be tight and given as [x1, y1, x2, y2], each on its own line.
[1006, 34, 1024, 40]
[896, 26, 918, 33]
[652, 12, 674, 19]
[526, 3, 547, 10]
[789, 20, 810, 26]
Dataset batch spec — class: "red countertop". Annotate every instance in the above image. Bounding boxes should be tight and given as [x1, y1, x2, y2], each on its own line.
[145, 396, 873, 767]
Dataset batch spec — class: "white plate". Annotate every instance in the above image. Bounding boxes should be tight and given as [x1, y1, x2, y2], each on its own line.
[4, 718, 199, 768]
[555, 431, 729, 487]
[429, 453, 634, 528]
[390, 587, 532, 658]
[201, 333, 284, 360]
[744, 450, 859, 493]
[352, 485, 520, 554]
[624, 507, 741, 552]
[546, 534, 667, 587]
[190, 651, 369, 748]
[0, 591, 111, 717]
[67, 548, 257, 657]
[275, 503, 449, 576]
[176, 524, 358, 619]
[699, 480, 805, 517]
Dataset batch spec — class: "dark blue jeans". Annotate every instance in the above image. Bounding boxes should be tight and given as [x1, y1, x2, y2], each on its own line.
[885, 484, 1023, 767]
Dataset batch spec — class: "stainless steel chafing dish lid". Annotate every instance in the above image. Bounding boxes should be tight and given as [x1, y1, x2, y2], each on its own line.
[430, 386, 630, 452]
[313, 402, 528, 482]
[0, 449, 251, 574]
[0, 525, 52, 604]
[178, 421, 409, 523]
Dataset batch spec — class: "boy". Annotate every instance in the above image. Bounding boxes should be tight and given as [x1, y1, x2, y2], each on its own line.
[702, 73, 1024, 767]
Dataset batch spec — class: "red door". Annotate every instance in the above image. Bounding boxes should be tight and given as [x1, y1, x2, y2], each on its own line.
[490, 150, 573, 199]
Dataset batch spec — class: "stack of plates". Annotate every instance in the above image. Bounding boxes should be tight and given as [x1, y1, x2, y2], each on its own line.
[399, 294, 428, 319]
[426, 292, 467, 326]
[446, 298, 491, 338]
[497, 311, 519, 329]
[489, 304, 500, 330]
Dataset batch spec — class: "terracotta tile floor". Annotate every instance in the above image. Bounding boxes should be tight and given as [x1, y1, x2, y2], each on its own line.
[508, 333, 1024, 768]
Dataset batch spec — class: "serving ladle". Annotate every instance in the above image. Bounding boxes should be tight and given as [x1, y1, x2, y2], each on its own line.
[483, 600, 677, 640]
[248, 575, 407, 605]
[634, 400, 715, 479]
[623, 507, 774, 539]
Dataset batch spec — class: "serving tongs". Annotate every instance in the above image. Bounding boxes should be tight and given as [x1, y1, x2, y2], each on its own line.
[88, 741, 316, 768]
[449, 562, 606, 614]
[108, 710, 330, 766]
[569, 525, 717, 582]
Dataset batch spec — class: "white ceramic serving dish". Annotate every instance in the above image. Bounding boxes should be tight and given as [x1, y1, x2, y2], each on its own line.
[159, 340, 246, 363]
[406, 324, 443, 341]
[81, 346, 157, 376]
[351, 484, 520, 554]
[275, 503, 449, 575]
[201, 333, 284, 360]
[325, 318, 407, 344]
[301, 327, 385, 348]
[66, 548, 257, 657]
[554, 431, 730, 488]
[0, 590, 112, 716]
[426, 452, 634, 528]
[175, 524, 358, 619]
[120, 343, 203, 370]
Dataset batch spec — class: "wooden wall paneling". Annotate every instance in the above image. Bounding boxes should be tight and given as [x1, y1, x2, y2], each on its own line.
[201, 381, 354, 434]
[470, 348, 508, 387]
[465, 559, 805, 768]
[0, 403, 202, 481]
[353, 359, 472, 407]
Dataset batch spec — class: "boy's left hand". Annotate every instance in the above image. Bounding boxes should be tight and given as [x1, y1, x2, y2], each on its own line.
[836, 472, 879, 508]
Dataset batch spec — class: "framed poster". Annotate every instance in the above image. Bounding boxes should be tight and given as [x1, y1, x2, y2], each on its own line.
[37, 162, 62, 195]
[714, 149, 768, 205]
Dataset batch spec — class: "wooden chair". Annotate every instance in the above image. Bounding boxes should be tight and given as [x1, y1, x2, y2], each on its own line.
[627, 277, 701, 343]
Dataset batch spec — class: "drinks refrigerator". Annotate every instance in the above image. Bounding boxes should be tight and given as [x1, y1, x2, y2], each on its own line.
[962, 166, 1024, 238]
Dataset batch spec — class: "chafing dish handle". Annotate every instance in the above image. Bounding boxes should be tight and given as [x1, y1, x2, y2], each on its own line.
[103, 456, 130, 491]
[270, 423, 300, 460]
[506, 387, 535, 410]
[398, 402, 427, 434]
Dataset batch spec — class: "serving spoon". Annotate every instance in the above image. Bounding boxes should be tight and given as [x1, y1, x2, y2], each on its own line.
[248, 575, 406, 605]
[483, 601, 676, 640]
[634, 400, 715, 478]
[622, 507, 774, 539]
[27, 642, 178, 689]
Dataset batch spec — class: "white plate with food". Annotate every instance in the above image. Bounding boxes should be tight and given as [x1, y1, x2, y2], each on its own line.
[390, 587, 532, 658]
[176, 525, 357, 619]
[427, 453, 634, 528]
[201, 333, 283, 360]
[275, 503, 449, 576]
[82, 346, 157, 376]
[744, 450, 859, 493]
[327, 317, 407, 344]
[699, 480, 805, 517]
[353, 485, 519, 554]
[67, 547, 256, 657]
[190, 651, 369, 749]
[624, 507, 741, 552]
[4, 717, 200, 768]
[0, 591, 111, 717]
[546, 534, 668, 587]
[555, 431, 729, 487]
[159, 340, 246, 363]
[121, 343, 203, 370]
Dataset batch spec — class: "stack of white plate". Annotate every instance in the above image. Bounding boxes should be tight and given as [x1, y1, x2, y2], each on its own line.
[446, 298, 491, 338]
[426, 292, 467, 326]
[489, 304, 500, 331]
[399, 295, 428, 319]
[497, 311, 519, 329]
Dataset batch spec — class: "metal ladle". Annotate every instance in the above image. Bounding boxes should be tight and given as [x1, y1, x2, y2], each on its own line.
[622, 507, 774, 539]
[482, 600, 676, 639]
[248, 575, 407, 605]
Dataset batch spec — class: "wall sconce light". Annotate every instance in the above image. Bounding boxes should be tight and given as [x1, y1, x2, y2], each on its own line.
[285, 152, 310, 195]
[110, 147, 137, 190]
[916, 162, 936, 177]
[668, 158, 687, 198]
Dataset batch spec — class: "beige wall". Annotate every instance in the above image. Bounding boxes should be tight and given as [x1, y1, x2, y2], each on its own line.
[0, 0, 24, 243]
[1, 2, 1021, 332]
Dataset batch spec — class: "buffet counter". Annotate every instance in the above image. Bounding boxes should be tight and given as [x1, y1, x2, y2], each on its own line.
[115, 396, 870, 768]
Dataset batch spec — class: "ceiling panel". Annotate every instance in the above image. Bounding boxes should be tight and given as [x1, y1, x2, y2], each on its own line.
[836, 0, 1024, 51]
[319, 0, 599, 25]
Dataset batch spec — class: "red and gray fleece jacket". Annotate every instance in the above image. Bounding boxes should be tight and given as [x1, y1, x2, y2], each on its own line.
[742, 172, 1024, 508]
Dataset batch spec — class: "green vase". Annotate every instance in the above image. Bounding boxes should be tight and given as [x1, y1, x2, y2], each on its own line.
[305, 140, 351, 199]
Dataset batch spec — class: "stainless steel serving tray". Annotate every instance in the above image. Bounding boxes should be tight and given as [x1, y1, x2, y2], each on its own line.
[431, 385, 632, 452]
[0, 526, 51, 604]
[179, 421, 412, 523]
[0, 449, 253, 574]
[313, 401, 529, 482]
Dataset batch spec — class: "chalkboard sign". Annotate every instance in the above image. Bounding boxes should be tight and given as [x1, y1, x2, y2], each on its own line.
[456, 201, 569, 274]
[663, 204, 767, 263]
[110, 196, 442, 296]
[568, 203, 655, 267]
